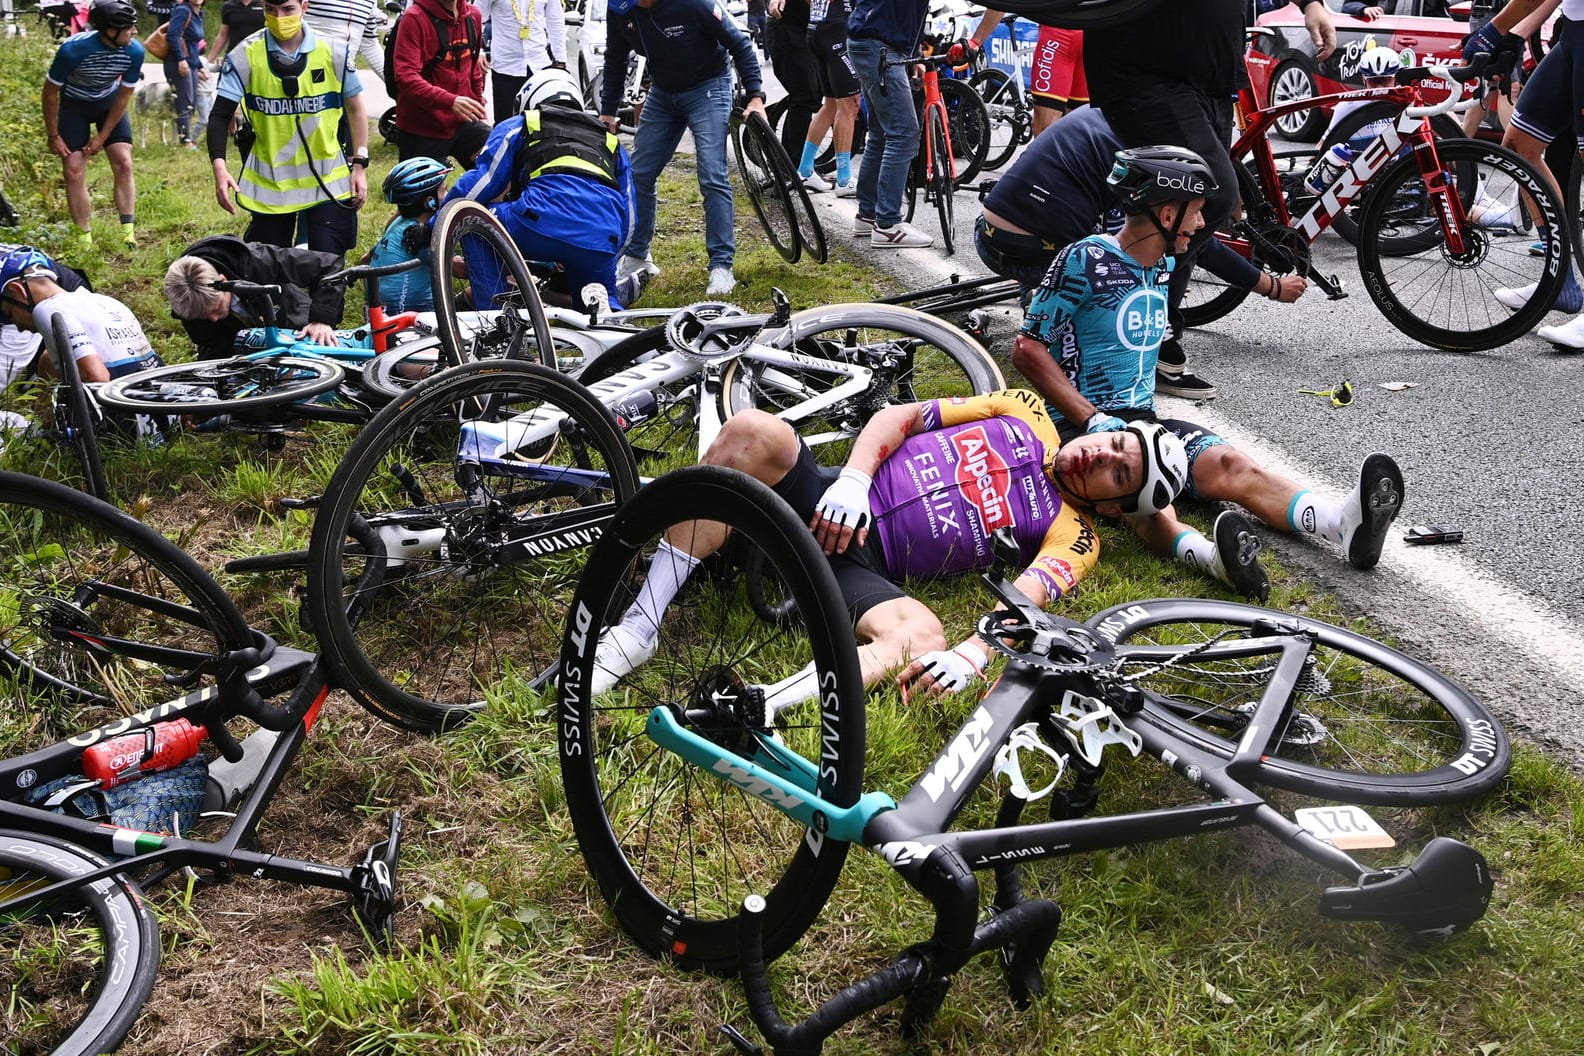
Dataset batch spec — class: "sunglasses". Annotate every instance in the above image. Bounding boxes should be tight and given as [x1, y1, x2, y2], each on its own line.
[1297, 380, 1354, 408]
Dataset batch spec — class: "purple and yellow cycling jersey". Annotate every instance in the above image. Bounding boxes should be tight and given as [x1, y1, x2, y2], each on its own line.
[870, 389, 1100, 600]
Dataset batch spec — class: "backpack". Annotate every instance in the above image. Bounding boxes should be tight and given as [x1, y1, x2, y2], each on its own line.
[383, 8, 483, 101]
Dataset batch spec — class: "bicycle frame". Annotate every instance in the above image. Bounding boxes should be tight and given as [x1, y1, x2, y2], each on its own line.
[1231, 72, 1473, 259]
[641, 564, 1497, 1053]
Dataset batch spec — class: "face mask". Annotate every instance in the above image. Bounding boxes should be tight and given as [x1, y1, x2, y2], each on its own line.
[265, 12, 303, 39]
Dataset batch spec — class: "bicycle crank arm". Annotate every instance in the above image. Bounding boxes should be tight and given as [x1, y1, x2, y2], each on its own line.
[1306, 268, 1347, 300]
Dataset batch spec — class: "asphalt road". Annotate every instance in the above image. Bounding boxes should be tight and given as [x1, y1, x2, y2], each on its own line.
[783, 178, 1584, 768]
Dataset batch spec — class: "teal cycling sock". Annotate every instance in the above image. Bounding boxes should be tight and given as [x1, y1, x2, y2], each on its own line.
[799, 141, 819, 179]
[836, 151, 852, 186]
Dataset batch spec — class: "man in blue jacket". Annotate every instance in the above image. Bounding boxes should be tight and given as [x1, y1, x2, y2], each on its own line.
[448, 70, 637, 309]
[599, 0, 766, 296]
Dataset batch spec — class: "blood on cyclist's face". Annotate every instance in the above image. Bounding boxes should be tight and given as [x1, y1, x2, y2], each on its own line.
[1053, 430, 1143, 512]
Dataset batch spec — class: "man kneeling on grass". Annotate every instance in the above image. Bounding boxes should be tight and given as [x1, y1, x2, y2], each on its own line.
[588, 388, 1240, 702]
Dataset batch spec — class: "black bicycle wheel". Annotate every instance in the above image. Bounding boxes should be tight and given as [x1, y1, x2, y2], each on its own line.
[757, 104, 829, 265]
[938, 77, 991, 188]
[429, 198, 556, 370]
[359, 340, 445, 403]
[1088, 598, 1511, 804]
[0, 830, 161, 1056]
[927, 107, 957, 255]
[992, 0, 1166, 30]
[719, 303, 1004, 453]
[559, 465, 864, 974]
[0, 471, 254, 728]
[733, 111, 801, 263]
[1317, 104, 1464, 252]
[95, 355, 344, 416]
[1180, 162, 1266, 331]
[48, 316, 108, 502]
[306, 360, 640, 733]
[1356, 139, 1566, 351]
[969, 67, 1028, 173]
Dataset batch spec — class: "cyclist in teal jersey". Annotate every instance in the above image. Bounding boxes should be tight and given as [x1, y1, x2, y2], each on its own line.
[1014, 147, 1408, 602]
[42, 0, 144, 249]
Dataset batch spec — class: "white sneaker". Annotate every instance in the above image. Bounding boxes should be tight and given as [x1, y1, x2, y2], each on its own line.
[801, 171, 832, 192]
[706, 266, 736, 296]
[1337, 453, 1404, 571]
[590, 624, 658, 695]
[1473, 195, 1525, 231]
[1494, 281, 1537, 310]
[618, 254, 660, 282]
[833, 177, 858, 198]
[853, 215, 875, 237]
[1536, 312, 1584, 350]
[870, 221, 934, 249]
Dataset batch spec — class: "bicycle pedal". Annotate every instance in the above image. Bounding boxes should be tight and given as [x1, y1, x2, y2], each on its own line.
[352, 812, 403, 946]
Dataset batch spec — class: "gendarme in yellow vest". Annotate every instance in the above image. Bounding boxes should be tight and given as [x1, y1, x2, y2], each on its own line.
[238, 33, 352, 213]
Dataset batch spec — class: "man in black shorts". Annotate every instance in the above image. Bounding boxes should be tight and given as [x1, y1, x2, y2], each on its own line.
[1082, 0, 1335, 400]
[796, 0, 861, 195]
[589, 393, 1200, 702]
[765, 0, 822, 165]
[42, 0, 144, 250]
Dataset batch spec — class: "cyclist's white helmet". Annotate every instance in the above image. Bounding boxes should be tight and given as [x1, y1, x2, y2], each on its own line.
[1359, 47, 1402, 81]
[518, 69, 584, 114]
[1117, 421, 1189, 517]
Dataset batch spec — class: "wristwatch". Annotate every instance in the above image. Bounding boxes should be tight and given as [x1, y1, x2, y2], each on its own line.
[746, 90, 767, 103]
[349, 155, 370, 168]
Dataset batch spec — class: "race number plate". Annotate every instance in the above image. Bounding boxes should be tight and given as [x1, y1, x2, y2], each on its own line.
[1294, 805, 1395, 850]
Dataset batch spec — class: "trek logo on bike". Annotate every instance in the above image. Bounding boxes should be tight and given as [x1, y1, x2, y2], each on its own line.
[950, 426, 1013, 532]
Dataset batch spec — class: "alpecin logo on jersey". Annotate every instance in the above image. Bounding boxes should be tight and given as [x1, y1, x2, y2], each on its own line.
[951, 427, 1013, 531]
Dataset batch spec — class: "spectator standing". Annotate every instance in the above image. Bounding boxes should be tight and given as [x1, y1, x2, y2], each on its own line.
[1081, 0, 1335, 399]
[165, 0, 208, 149]
[302, 0, 387, 81]
[42, 0, 144, 250]
[764, 0, 818, 164]
[797, 0, 859, 194]
[208, 0, 370, 254]
[478, 0, 567, 123]
[846, 0, 933, 247]
[392, 0, 487, 160]
[163, 235, 348, 357]
[212, 0, 267, 58]
[600, 0, 766, 297]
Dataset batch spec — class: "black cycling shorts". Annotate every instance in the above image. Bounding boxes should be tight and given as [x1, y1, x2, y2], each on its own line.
[771, 441, 906, 622]
[58, 96, 132, 152]
[811, 21, 861, 99]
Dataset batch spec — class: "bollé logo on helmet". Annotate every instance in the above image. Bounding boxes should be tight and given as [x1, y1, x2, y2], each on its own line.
[1155, 172, 1207, 194]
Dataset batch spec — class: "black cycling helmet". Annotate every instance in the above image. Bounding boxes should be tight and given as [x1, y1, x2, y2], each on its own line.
[88, 0, 138, 31]
[1107, 146, 1218, 213]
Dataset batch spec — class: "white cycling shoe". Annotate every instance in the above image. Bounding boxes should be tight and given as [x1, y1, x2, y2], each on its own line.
[1536, 313, 1584, 351]
[589, 624, 657, 695]
[1493, 281, 1537, 310]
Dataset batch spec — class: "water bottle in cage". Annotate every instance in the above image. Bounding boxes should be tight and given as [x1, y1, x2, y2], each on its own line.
[1304, 143, 1354, 196]
[611, 390, 660, 430]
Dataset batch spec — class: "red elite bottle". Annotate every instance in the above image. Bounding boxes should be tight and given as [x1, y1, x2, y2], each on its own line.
[81, 719, 208, 790]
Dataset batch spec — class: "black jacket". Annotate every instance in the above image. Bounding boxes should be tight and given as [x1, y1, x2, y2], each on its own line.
[176, 236, 345, 359]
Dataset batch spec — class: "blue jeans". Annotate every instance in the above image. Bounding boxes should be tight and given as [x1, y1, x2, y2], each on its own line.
[628, 70, 735, 270]
[847, 36, 918, 229]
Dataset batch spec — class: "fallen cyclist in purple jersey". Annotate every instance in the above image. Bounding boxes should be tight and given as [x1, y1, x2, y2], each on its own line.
[589, 388, 1231, 703]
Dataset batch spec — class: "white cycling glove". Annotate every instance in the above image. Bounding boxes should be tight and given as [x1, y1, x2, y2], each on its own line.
[916, 642, 989, 694]
[814, 467, 873, 533]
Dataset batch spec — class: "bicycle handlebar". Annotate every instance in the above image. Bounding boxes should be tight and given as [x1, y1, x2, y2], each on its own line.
[884, 52, 957, 69]
[211, 279, 282, 298]
[323, 259, 425, 286]
[1404, 53, 1489, 119]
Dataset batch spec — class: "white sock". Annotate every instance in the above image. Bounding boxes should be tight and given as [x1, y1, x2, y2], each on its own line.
[615, 539, 701, 647]
[1172, 529, 1227, 586]
[1289, 490, 1347, 545]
